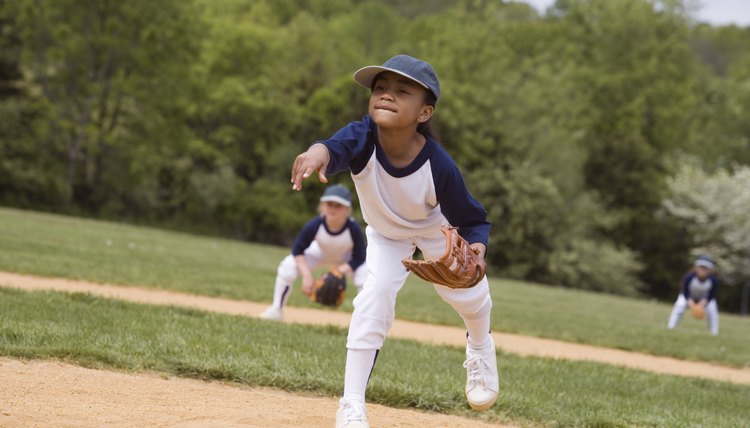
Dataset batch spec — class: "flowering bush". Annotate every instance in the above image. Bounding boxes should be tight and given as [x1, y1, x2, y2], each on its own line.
[663, 164, 750, 284]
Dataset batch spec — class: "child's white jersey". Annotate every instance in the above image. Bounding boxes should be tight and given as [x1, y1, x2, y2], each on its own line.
[681, 271, 719, 302]
[318, 115, 490, 246]
[291, 216, 367, 271]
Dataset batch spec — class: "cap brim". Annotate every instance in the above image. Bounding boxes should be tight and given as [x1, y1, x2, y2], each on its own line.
[353, 65, 430, 91]
[320, 196, 351, 207]
[695, 260, 714, 269]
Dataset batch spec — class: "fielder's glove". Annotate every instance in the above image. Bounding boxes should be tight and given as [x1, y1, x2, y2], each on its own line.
[690, 303, 706, 320]
[311, 270, 347, 307]
[402, 226, 486, 289]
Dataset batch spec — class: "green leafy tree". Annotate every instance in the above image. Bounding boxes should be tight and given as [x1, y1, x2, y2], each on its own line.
[6, 0, 199, 209]
[0, 3, 21, 99]
[553, 0, 703, 296]
[0, 4, 65, 207]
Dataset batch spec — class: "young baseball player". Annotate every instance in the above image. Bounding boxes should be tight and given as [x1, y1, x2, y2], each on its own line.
[667, 255, 720, 335]
[260, 184, 368, 322]
[291, 55, 498, 428]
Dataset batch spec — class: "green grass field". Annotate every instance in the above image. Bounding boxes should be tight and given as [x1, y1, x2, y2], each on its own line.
[2, 207, 750, 427]
[2, 288, 749, 427]
[1, 207, 748, 368]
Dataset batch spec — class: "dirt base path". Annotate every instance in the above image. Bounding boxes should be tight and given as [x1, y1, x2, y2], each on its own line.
[2, 271, 748, 385]
[0, 358, 505, 428]
[2, 271, 749, 427]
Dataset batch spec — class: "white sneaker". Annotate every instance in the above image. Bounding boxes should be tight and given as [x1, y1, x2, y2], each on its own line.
[464, 336, 499, 411]
[335, 398, 369, 428]
[259, 306, 283, 322]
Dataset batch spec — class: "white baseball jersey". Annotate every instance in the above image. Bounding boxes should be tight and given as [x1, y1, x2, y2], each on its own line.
[318, 114, 490, 246]
[291, 216, 366, 271]
[681, 271, 719, 302]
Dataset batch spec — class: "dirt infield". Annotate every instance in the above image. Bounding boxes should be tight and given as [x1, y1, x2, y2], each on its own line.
[2, 271, 750, 427]
[0, 358, 508, 428]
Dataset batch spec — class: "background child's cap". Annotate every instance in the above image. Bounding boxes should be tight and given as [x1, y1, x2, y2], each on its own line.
[320, 184, 352, 207]
[694, 255, 715, 270]
[353, 55, 441, 102]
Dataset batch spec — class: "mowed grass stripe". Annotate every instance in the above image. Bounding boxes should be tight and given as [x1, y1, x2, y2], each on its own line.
[1, 288, 749, 428]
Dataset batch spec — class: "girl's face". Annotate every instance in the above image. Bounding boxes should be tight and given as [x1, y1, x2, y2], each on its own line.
[695, 265, 711, 279]
[321, 201, 350, 222]
[369, 71, 434, 130]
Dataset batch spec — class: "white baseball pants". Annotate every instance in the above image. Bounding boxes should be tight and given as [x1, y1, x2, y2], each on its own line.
[347, 226, 493, 350]
[272, 241, 368, 308]
[667, 294, 719, 335]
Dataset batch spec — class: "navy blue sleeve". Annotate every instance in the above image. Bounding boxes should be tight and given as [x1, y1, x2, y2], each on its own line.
[681, 272, 694, 299]
[430, 143, 490, 248]
[708, 274, 719, 301]
[347, 219, 367, 270]
[291, 217, 324, 256]
[317, 116, 375, 175]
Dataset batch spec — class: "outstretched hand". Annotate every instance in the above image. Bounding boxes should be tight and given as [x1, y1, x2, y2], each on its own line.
[291, 143, 330, 191]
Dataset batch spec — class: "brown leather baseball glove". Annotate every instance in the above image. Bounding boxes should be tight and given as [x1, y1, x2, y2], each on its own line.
[402, 226, 486, 289]
[311, 270, 347, 307]
[690, 303, 706, 320]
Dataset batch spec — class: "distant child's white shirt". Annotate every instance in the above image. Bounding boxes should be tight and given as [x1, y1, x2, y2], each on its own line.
[681, 272, 718, 302]
[291, 216, 366, 271]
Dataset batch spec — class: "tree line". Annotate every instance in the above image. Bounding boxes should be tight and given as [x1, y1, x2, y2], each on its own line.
[1, 0, 749, 311]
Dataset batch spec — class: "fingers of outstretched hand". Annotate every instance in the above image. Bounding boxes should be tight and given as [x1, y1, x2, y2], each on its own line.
[317, 168, 328, 184]
[291, 155, 310, 190]
[291, 153, 328, 190]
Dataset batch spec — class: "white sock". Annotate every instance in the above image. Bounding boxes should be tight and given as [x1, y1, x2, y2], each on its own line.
[272, 278, 292, 309]
[462, 301, 492, 350]
[343, 348, 378, 404]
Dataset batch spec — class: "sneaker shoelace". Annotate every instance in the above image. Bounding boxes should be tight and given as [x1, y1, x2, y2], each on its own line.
[464, 354, 490, 387]
[341, 400, 366, 423]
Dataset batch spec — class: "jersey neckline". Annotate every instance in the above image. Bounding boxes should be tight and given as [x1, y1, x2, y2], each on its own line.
[373, 129, 436, 178]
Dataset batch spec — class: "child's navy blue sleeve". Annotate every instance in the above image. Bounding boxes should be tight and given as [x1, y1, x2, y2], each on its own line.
[347, 219, 367, 270]
[316, 116, 374, 175]
[291, 217, 324, 256]
[430, 144, 490, 247]
[681, 272, 694, 299]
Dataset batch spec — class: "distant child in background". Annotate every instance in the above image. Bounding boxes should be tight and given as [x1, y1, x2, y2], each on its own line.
[291, 54, 498, 428]
[260, 184, 367, 322]
[667, 255, 720, 335]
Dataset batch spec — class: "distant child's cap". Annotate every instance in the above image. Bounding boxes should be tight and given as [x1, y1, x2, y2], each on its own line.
[320, 184, 352, 207]
[353, 54, 441, 102]
[694, 255, 715, 270]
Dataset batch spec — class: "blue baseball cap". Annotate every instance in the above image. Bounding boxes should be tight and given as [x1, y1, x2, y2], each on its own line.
[353, 55, 440, 103]
[320, 184, 352, 207]
[694, 255, 715, 270]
